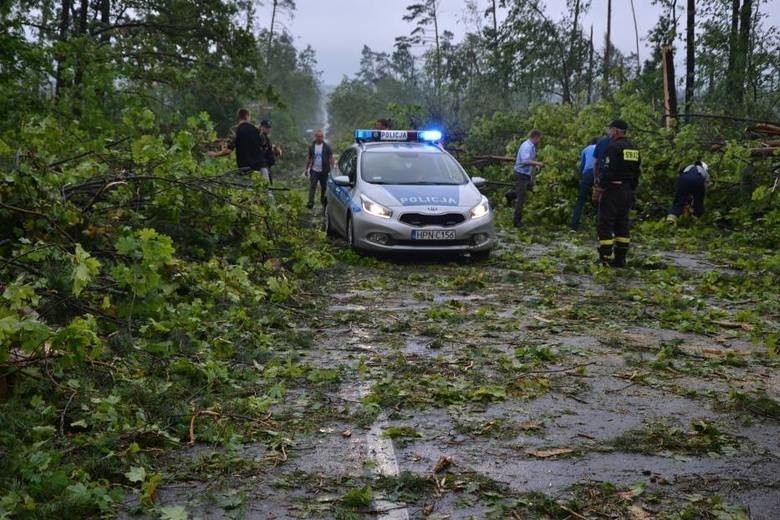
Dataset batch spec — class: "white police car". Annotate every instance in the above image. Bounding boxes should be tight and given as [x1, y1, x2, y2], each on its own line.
[324, 129, 496, 257]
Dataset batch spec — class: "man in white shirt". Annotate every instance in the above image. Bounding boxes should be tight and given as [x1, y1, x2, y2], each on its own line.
[304, 130, 334, 209]
[512, 130, 544, 227]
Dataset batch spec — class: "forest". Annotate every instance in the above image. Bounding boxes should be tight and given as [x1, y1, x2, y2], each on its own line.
[1, 0, 779, 518]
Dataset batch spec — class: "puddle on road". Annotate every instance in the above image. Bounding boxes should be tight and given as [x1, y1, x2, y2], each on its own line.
[660, 250, 738, 273]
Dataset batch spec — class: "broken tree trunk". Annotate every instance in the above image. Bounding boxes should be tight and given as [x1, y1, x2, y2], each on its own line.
[472, 155, 515, 163]
[748, 123, 780, 136]
[748, 147, 779, 157]
[662, 45, 678, 129]
[710, 143, 779, 157]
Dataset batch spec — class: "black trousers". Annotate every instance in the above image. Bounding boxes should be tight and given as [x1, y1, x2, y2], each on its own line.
[307, 170, 328, 206]
[597, 185, 633, 265]
[512, 174, 532, 226]
[670, 173, 705, 217]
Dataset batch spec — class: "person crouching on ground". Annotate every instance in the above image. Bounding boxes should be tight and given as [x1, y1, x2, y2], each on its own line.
[667, 161, 710, 222]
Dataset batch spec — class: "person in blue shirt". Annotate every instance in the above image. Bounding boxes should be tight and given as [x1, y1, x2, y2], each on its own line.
[512, 129, 544, 227]
[570, 137, 598, 230]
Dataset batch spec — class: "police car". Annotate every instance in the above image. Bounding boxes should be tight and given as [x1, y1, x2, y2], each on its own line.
[324, 129, 496, 256]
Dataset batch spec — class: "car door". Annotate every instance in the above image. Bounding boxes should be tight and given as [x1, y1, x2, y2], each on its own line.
[331, 148, 357, 234]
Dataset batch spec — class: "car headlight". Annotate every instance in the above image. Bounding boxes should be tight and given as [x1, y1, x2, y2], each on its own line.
[360, 194, 393, 218]
[470, 196, 490, 219]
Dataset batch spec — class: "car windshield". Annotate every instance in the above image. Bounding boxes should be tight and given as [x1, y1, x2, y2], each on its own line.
[361, 150, 468, 185]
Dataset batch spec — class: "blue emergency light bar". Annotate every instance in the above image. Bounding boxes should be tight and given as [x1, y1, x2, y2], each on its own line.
[354, 129, 443, 143]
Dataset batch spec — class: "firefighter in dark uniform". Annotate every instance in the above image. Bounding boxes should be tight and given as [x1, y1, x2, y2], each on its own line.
[594, 119, 641, 267]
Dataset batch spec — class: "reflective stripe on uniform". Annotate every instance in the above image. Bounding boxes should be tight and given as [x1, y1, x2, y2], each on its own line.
[599, 239, 614, 246]
[615, 237, 630, 244]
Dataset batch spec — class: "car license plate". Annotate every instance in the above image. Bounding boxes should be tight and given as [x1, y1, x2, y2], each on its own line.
[411, 229, 455, 240]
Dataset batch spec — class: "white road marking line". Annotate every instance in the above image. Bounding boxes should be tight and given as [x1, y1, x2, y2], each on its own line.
[366, 418, 402, 476]
[357, 382, 410, 520]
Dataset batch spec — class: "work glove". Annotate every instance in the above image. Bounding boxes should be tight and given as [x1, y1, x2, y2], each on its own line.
[591, 186, 604, 204]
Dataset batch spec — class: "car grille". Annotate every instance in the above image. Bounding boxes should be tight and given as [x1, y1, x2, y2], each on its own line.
[399, 213, 465, 227]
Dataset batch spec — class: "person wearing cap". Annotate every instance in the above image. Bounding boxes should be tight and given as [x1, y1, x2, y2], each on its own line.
[512, 129, 544, 228]
[594, 119, 641, 267]
[667, 161, 711, 222]
[209, 108, 268, 175]
[258, 119, 275, 184]
[304, 129, 334, 209]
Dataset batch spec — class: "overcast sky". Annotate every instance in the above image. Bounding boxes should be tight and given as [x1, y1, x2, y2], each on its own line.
[260, 0, 778, 86]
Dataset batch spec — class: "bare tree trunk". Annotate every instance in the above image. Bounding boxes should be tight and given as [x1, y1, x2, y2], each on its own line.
[749, 2, 759, 103]
[603, 0, 611, 94]
[432, 0, 441, 111]
[245, 0, 254, 32]
[489, 0, 506, 98]
[734, 0, 752, 104]
[630, 0, 640, 74]
[726, 0, 740, 94]
[36, 3, 53, 97]
[78, 0, 87, 33]
[662, 44, 678, 128]
[54, 0, 72, 100]
[491, 0, 498, 38]
[564, 0, 581, 104]
[587, 25, 594, 104]
[73, 0, 88, 89]
[100, 0, 110, 42]
[267, 0, 278, 69]
[684, 0, 695, 122]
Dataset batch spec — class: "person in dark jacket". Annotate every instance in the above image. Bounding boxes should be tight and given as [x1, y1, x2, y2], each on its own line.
[594, 119, 641, 267]
[258, 119, 275, 184]
[303, 129, 334, 209]
[209, 109, 267, 174]
[667, 161, 710, 221]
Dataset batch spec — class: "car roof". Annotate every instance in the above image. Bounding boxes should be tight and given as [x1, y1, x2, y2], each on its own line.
[358, 142, 444, 154]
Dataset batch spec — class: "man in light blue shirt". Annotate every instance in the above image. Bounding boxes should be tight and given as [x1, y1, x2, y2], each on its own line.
[570, 137, 598, 230]
[512, 129, 544, 227]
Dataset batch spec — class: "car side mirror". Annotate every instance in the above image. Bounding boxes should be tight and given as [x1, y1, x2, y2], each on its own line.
[333, 175, 352, 187]
[471, 176, 487, 188]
